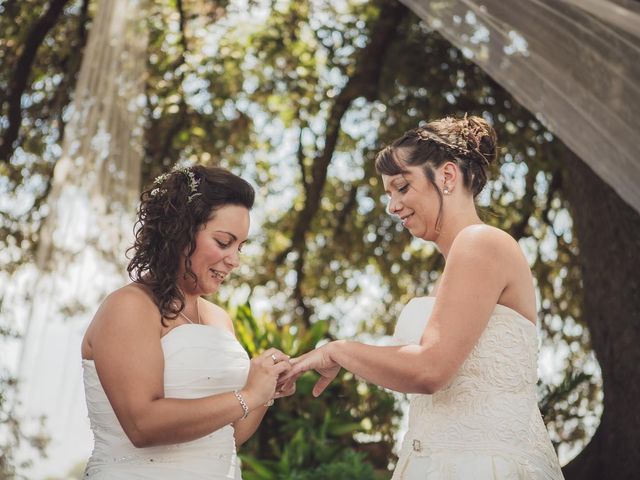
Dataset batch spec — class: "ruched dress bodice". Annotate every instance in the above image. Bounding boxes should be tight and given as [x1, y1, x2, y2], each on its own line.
[83, 324, 250, 479]
[392, 297, 564, 479]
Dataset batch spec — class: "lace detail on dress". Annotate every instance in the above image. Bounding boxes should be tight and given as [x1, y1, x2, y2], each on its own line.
[391, 297, 564, 480]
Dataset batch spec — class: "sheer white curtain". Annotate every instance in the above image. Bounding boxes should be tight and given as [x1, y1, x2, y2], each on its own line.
[401, 0, 640, 213]
[12, 0, 147, 476]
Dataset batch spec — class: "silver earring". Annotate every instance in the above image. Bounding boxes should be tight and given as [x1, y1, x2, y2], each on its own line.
[443, 187, 450, 195]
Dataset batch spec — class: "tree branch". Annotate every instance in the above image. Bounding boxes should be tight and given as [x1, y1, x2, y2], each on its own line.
[145, 0, 192, 168]
[53, 0, 91, 146]
[176, 0, 189, 53]
[271, 1, 408, 325]
[0, 0, 71, 163]
[297, 121, 308, 189]
[334, 182, 360, 241]
[292, 254, 313, 329]
[274, 7, 403, 266]
[281, 0, 407, 261]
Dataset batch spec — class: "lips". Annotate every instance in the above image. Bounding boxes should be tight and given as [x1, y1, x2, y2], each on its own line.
[400, 213, 414, 226]
[209, 269, 227, 281]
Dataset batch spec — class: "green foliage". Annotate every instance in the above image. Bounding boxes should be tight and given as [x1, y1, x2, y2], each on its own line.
[230, 302, 400, 477]
[289, 450, 379, 480]
[1, 0, 607, 473]
[0, 0, 90, 271]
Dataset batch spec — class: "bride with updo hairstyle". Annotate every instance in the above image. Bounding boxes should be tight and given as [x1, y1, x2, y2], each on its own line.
[385, 115, 498, 196]
[284, 115, 565, 479]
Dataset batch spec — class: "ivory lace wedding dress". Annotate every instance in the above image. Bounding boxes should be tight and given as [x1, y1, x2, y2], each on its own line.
[82, 324, 250, 479]
[392, 297, 564, 479]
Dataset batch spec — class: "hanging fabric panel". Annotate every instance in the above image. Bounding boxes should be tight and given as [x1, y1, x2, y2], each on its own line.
[400, 0, 640, 213]
[13, 0, 148, 476]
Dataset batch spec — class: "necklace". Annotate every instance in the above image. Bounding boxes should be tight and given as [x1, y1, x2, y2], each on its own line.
[179, 303, 201, 325]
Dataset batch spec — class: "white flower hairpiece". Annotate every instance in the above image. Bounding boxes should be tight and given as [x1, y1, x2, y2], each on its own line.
[177, 167, 202, 203]
[150, 166, 202, 203]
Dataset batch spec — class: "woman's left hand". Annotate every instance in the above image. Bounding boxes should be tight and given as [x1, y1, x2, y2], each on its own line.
[273, 375, 296, 399]
[279, 342, 342, 397]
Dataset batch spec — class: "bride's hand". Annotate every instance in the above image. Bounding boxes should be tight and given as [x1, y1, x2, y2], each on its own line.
[280, 342, 341, 397]
[241, 348, 291, 408]
[273, 374, 296, 399]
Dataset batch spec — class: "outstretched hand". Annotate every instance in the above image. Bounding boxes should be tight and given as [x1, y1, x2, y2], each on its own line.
[279, 343, 341, 397]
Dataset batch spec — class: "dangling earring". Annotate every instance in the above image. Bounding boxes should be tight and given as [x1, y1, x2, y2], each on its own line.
[443, 187, 450, 195]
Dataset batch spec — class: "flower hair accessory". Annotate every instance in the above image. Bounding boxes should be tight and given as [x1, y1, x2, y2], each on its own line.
[176, 167, 202, 204]
[150, 166, 202, 203]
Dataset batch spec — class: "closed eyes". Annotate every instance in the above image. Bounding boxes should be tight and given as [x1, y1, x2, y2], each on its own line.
[215, 238, 246, 252]
[385, 183, 410, 198]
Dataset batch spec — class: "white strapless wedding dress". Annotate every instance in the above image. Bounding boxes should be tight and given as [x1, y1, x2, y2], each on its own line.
[391, 297, 564, 479]
[83, 324, 250, 479]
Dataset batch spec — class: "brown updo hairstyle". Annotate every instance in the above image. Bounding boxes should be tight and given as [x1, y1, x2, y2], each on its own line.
[127, 165, 255, 325]
[375, 115, 497, 231]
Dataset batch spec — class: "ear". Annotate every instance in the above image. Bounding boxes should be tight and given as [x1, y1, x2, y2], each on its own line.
[441, 161, 459, 193]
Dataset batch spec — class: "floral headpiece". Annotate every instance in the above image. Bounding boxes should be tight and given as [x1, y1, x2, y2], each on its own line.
[150, 165, 202, 203]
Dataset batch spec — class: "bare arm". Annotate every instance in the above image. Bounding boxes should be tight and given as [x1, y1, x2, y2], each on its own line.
[232, 405, 269, 447]
[232, 366, 296, 446]
[89, 289, 288, 448]
[285, 226, 515, 395]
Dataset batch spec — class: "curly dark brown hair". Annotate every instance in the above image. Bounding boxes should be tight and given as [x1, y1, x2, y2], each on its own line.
[127, 165, 254, 325]
[375, 115, 497, 231]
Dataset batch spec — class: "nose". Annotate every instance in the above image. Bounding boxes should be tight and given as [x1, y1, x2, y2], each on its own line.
[224, 248, 240, 269]
[388, 195, 403, 216]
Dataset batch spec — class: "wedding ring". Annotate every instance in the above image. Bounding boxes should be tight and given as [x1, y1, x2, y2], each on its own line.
[271, 354, 277, 363]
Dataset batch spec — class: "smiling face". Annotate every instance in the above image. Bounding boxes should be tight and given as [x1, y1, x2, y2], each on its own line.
[382, 164, 443, 242]
[179, 204, 250, 296]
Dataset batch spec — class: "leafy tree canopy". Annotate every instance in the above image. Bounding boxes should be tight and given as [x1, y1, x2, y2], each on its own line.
[1, 0, 604, 475]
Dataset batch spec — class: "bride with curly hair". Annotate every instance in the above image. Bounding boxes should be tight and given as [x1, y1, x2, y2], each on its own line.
[81, 165, 293, 479]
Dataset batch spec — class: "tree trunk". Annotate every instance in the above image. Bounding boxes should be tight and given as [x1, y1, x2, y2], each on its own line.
[561, 148, 640, 480]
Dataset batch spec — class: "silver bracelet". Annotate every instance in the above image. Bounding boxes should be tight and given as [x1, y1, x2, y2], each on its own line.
[233, 390, 249, 420]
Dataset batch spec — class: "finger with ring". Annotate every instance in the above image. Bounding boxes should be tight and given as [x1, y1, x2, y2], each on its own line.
[271, 353, 277, 363]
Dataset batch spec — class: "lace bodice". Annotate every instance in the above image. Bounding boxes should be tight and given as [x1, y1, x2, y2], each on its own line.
[392, 297, 564, 479]
[83, 324, 250, 479]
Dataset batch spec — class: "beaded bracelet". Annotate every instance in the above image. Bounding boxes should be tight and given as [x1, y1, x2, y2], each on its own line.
[233, 390, 249, 419]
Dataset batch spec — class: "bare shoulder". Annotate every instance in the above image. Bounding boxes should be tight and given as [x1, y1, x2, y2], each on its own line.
[199, 298, 235, 334]
[450, 224, 521, 261]
[87, 284, 161, 347]
[447, 224, 535, 320]
[99, 284, 158, 321]
[445, 224, 526, 291]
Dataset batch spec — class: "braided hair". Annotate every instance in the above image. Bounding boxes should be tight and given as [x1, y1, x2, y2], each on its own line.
[375, 115, 497, 231]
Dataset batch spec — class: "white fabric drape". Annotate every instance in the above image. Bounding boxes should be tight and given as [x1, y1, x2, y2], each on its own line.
[401, 0, 640, 213]
[13, 0, 147, 476]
